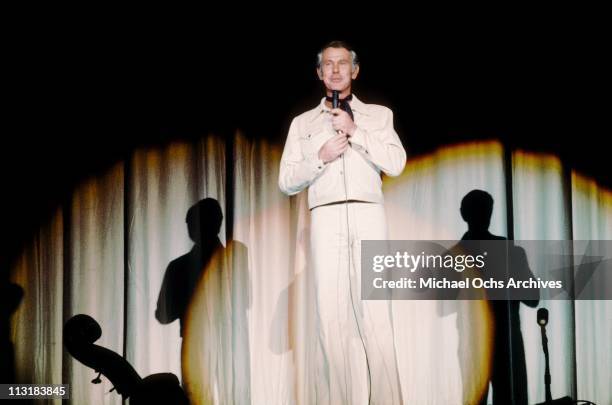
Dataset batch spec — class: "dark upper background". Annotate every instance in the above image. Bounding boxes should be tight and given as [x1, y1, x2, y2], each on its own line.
[2, 11, 609, 270]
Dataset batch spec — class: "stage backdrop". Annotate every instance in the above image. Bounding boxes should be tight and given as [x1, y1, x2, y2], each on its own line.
[10, 134, 611, 404]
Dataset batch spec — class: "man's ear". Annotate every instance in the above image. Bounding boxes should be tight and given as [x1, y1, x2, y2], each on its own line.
[316, 67, 323, 80]
[351, 65, 360, 80]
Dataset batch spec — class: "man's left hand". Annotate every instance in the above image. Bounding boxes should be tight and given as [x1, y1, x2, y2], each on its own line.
[331, 108, 357, 136]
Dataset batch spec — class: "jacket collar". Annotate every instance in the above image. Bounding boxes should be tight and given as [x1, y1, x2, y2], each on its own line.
[308, 93, 370, 122]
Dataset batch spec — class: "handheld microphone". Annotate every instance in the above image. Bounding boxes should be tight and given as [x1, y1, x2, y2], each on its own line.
[332, 90, 343, 136]
[537, 308, 548, 326]
[332, 90, 340, 109]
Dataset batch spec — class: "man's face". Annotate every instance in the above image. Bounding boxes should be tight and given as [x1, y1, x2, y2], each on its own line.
[317, 47, 359, 93]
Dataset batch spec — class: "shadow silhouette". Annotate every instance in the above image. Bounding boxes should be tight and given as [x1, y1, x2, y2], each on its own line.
[269, 227, 311, 355]
[269, 272, 304, 355]
[156, 198, 251, 404]
[1, 279, 23, 383]
[156, 198, 225, 337]
[64, 314, 188, 404]
[456, 189, 539, 405]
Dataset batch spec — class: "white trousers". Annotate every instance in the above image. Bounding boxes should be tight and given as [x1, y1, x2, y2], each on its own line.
[310, 202, 403, 405]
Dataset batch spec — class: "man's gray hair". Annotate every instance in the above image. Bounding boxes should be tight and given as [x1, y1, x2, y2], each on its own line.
[316, 40, 359, 70]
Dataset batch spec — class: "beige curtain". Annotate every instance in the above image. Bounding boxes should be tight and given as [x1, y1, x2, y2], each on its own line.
[572, 173, 612, 405]
[512, 151, 575, 403]
[9, 136, 611, 404]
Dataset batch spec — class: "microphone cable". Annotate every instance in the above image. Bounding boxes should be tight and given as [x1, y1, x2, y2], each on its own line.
[333, 90, 372, 405]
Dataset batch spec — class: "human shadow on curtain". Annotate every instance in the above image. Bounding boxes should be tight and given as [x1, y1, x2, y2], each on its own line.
[156, 198, 225, 337]
[156, 197, 252, 404]
[460, 190, 539, 404]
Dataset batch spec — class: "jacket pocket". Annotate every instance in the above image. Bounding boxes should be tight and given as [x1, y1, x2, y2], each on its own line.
[298, 133, 316, 159]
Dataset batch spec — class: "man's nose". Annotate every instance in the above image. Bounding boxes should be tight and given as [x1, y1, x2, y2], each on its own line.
[332, 63, 339, 73]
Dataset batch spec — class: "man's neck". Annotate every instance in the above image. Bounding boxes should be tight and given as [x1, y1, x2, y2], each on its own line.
[324, 89, 352, 108]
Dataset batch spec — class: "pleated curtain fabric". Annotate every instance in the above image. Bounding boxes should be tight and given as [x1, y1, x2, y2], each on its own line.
[9, 136, 611, 404]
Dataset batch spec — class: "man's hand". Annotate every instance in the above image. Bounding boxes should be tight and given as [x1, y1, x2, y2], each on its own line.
[318, 133, 349, 163]
[331, 108, 357, 136]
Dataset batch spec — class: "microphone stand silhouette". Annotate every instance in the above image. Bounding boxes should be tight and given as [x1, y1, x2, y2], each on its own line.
[535, 308, 573, 405]
[538, 308, 553, 403]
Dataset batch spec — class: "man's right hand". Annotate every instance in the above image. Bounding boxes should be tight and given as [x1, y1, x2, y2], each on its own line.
[318, 133, 349, 163]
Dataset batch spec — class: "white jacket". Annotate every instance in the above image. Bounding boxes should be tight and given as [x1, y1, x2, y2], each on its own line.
[279, 95, 406, 209]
